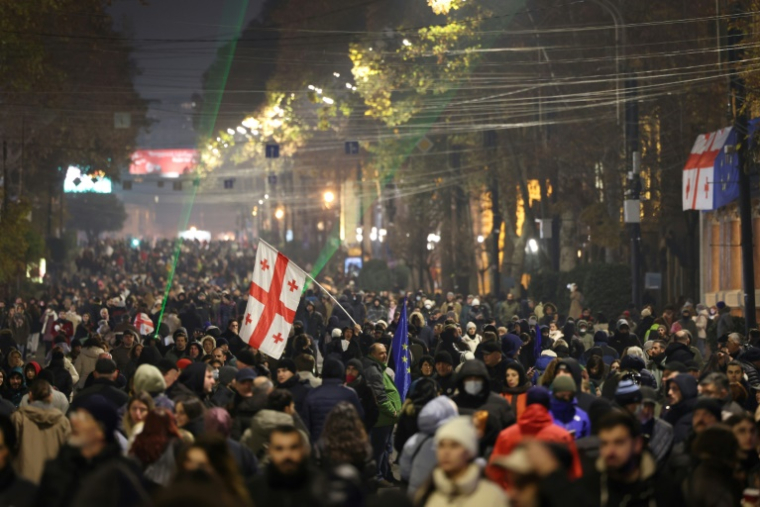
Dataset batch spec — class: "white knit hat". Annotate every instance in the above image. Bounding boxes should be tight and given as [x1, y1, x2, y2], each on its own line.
[332, 328, 342, 338]
[435, 416, 478, 458]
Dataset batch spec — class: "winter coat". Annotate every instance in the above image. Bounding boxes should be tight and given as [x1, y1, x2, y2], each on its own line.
[0, 467, 36, 507]
[35, 443, 146, 507]
[297, 371, 322, 388]
[110, 343, 135, 375]
[579, 450, 683, 507]
[45, 359, 73, 400]
[661, 374, 699, 444]
[609, 332, 641, 357]
[247, 464, 323, 507]
[531, 354, 557, 384]
[331, 297, 355, 329]
[716, 307, 734, 338]
[163, 345, 189, 365]
[568, 291, 583, 320]
[500, 374, 531, 422]
[486, 403, 582, 490]
[346, 359, 379, 431]
[71, 378, 129, 410]
[73, 346, 106, 391]
[12, 403, 71, 483]
[416, 463, 507, 507]
[663, 341, 695, 364]
[400, 396, 458, 497]
[450, 360, 515, 448]
[434, 372, 456, 397]
[361, 356, 401, 427]
[549, 396, 590, 439]
[302, 378, 364, 441]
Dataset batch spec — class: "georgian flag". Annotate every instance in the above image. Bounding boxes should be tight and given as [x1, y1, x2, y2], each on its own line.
[239, 241, 307, 359]
[133, 312, 155, 336]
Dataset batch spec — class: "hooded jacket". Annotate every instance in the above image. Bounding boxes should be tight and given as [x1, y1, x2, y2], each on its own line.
[663, 341, 695, 364]
[133, 364, 174, 411]
[662, 374, 699, 444]
[558, 358, 597, 413]
[12, 402, 71, 483]
[450, 360, 515, 448]
[242, 410, 300, 463]
[549, 395, 591, 439]
[4, 368, 28, 408]
[45, 355, 73, 399]
[581, 332, 619, 366]
[346, 358, 379, 430]
[500, 362, 531, 420]
[399, 396, 458, 497]
[177, 363, 210, 402]
[486, 403, 582, 490]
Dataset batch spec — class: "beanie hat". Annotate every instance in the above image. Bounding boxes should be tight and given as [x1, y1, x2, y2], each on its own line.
[216, 337, 229, 347]
[75, 394, 119, 443]
[434, 351, 453, 366]
[332, 328, 343, 339]
[236, 349, 257, 367]
[133, 364, 166, 394]
[471, 298, 480, 306]
[466, 322, 477, 331]
[620, 355, 646, 372]
[217, 365, 238, 386]
[593, 331, 609, 343]
[481, 341, 501, 355]
[717, 301, 726, 310]
[278, 358, 297, 375]
[614, 378, 642, 406]
[694, 397, 722, 421]
[173, 328, 188, 339]
[322, 358, 346, 380]
[176, 358, 192, 370]
[526, 386, 552, 409]
[435, 416, 478, 458]
[617, 319, 630, 330]
[551, 375, 577, 394]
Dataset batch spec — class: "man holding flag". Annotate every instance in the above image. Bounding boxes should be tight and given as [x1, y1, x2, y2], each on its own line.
[363, 302, 403, 486]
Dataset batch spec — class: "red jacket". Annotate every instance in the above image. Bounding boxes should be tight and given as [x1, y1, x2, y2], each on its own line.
[486, 403, 583, 491]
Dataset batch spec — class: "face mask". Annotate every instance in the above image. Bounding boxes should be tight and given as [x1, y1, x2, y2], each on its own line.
[346, 374, 357, 384]
[464, 380, 483, 395]
[579, 328, 587, 334]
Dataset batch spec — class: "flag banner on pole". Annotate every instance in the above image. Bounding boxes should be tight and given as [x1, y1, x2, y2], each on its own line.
[134, 313, 155, 336]
[239, 241, 307, 359]
[681, 120, 760, 211]
[391, 297, 411, 402]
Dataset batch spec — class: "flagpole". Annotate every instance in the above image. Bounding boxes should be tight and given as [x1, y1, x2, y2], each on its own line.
[255, 238, 360, 329]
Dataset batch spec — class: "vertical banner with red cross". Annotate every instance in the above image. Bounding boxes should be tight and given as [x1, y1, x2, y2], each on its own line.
[239, 241, 307, 359]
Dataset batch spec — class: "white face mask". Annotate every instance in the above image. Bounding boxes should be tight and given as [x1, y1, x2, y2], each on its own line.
[464, 380, 483, 395]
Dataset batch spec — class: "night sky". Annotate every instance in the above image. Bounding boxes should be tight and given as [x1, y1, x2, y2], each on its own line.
[108, 0, 265, 148]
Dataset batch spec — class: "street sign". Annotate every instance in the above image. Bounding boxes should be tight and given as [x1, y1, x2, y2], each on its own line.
[345, 141, 360, 155]
[645, 272, 662, 290]
[265, 144, 280, 159]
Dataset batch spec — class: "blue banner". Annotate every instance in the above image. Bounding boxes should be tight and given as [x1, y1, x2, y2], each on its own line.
[391, 297, 411, 402]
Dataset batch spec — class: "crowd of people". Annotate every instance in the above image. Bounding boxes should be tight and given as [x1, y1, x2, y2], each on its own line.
[0, 238, 756, 507]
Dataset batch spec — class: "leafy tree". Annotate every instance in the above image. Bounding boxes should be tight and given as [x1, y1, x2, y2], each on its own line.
[66, 194, 127, 244]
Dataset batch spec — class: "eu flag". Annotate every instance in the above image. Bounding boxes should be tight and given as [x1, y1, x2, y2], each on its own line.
[391, 297, 412, 402]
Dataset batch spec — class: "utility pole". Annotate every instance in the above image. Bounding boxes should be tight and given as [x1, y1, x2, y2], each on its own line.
[2, 140, 7, 220]
[624, 74, 642, 308]
[728, 0, 757, 329]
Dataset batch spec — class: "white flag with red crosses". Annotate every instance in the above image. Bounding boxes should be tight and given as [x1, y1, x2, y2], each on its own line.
[239, 241, 307, 359]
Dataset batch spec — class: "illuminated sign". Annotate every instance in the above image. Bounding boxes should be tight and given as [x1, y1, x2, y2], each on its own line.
[63, 167, 112, 194]
[129, 149, 198, 177]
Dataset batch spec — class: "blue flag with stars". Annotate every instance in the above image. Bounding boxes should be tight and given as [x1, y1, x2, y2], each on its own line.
[391, 297, 411, 402]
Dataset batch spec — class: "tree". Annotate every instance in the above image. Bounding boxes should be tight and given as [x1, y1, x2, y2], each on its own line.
[66, 194, 127, 244]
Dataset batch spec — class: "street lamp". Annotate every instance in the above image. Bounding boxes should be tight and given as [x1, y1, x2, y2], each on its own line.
[323, 190, 335, 204]
[527, 238, 539, 254]
[274, 208, 285, 220]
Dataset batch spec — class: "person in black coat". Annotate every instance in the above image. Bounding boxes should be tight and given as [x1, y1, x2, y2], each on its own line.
[609, 320, 642, 356]
[662, 373, 699, 444]
[0, 414, 36, 507]
[663, 333, 696, 364]
[302, 358, 364, 441]
[71, 359, 129, 410]
[432, 352, 457, 396]
[275, 358, 311, 418]
[451, 359, 515, 450]
[434, 325, 468, 368]
[393, 377, 438, 455]
[345, 358, 379, 431]
[324, 327, 362, 365]
[45, 350, 73, 399]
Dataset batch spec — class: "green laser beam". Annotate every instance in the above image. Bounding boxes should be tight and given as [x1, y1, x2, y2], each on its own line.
[308, 1, 527, 283]
[154, 0, 250, 338]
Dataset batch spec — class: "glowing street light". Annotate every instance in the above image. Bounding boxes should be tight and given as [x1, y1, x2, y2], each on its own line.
[274, 208, 285, 220]
[323, 190, 335, 204]
[527, 238, 539, 254]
